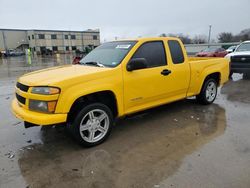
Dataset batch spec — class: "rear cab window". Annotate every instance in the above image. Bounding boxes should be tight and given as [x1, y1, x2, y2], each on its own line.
[132, 41, 167, 68]
[168, 40, 185, 64]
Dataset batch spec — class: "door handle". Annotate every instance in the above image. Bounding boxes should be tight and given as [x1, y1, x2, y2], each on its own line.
[161, 69, 171, 76]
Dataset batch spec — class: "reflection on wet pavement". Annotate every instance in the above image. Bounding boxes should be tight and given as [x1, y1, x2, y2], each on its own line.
[221, 74, 250, 103]
[17, 101, 226, 188]
[0, 56, 250, 188]
[0, 54, 72, 79]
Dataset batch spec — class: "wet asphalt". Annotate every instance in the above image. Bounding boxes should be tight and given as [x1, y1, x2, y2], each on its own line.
[0, 54, 250, 188]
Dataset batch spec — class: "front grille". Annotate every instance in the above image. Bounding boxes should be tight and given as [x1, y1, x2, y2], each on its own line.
[16, 82, 29, 92]
[231, 55, 250, 63]
[16, 93, 26, 105]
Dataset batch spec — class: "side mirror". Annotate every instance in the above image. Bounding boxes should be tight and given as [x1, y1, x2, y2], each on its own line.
[126, 58, 147, 71]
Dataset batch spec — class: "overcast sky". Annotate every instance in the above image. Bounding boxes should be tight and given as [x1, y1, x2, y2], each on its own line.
[0, 0, 249, 42]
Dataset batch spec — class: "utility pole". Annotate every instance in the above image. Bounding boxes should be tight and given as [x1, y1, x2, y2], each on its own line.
[2, 31, 8, 52]
[208, 25, 212, 48]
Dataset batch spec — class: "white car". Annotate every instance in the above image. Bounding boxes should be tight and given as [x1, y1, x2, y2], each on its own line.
[225, 41, 250, 76]
[226, 45, 237, 53]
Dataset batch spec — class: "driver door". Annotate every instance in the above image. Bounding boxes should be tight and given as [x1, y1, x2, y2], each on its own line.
[123, 41, 172, 114]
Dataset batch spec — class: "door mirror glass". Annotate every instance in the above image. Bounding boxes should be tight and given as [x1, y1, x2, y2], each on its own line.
[127, 58, 147, 71]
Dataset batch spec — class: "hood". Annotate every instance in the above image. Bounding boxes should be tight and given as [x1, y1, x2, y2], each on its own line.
[18, 65, 112, 86]
[225, 51, 250, 58]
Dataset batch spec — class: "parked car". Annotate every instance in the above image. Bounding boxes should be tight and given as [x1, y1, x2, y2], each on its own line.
[196, 47, 228, 57]
[0, 50, 5, 57]
[226, 45, 237, 53]
[12, 37, 229, 147]
[72, 55, 83, 64]
[2, 49, 25, 57]
[225, 41, 250, 76]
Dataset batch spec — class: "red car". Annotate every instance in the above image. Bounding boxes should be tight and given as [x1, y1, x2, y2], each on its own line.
[72, 55, 83, 64]
[196, 47, 228, 57]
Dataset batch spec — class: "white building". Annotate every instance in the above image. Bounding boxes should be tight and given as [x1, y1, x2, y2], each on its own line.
[0, 28, 100, 54]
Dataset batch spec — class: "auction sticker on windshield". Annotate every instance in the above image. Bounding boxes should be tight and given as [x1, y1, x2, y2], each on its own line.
[116, 44, 131, 49]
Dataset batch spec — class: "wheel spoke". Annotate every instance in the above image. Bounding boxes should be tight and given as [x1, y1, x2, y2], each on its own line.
[80, 124, 90, 132]
[89, 130, 95, 141]
[98, 125, 106, 133]
[88, 111, 95, 120]
[206, 90, 210, 98]
[98, 113, 106, 122]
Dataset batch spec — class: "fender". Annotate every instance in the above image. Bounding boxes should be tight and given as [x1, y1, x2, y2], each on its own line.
[55, 79, 124, 116]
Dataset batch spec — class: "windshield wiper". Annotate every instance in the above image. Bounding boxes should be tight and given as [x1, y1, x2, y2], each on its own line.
[81, 61, 105, 67]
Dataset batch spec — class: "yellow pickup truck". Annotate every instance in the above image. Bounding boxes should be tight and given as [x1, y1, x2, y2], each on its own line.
[12, 37, 229, 146]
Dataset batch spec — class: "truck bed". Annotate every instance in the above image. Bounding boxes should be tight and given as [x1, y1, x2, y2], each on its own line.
[186, 57, 229, 97]
[188, 57, 222, 62]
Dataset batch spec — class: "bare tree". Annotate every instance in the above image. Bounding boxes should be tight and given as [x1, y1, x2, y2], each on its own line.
[218, 32, 234, 42]
[167, 33, 192, 44]
[159, 33, 167, 37]
[192, 35, 207, 44]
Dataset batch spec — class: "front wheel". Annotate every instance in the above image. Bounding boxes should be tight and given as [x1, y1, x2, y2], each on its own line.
[68, 103, 113, 147]
[196, 78, 217, 105]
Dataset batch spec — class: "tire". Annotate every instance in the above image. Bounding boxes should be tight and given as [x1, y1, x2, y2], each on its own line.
[196, 78, 217, 105]
[68, 103, 113, 147]
[229, 71, 233, 79]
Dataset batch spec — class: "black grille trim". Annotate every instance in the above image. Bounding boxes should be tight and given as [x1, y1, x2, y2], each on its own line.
[16, 93, 26, 105]
[16, 82, 29, 92]
[231, 55, 250, 63]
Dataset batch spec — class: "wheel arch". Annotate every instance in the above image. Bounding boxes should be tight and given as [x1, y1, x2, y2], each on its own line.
[67, 90, 119, 124]
[199, 72, 221, 94]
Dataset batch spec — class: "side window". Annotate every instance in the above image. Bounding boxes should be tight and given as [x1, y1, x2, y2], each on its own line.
[168, 40, 184, 64]
[132, 41, 167, 68]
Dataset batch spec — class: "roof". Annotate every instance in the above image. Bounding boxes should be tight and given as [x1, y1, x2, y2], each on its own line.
[242, 40, 250, 43]
[0, 28, 99, 33]
[115, 37, 181, 42]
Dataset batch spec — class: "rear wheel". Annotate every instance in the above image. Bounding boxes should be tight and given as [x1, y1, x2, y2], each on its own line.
[196, 78, 217, 105]
[68, 103, 113, 147]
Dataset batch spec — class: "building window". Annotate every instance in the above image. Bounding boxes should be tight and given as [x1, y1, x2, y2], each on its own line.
[93, 35, 98, 40]
[40, 46, 46, 54]
[65, 46, 69, 51]
[38, 34, 45, 39]
[28, 36, 30, 40]
[71, 35, 76, 39]
[32, 35, 34, 39]
[52, 46, 58, 51]
[33, 47, 36, 51]
[51, 34, 57, 39]
[65, 35, 68, 39]
[72, 46, 77, 51]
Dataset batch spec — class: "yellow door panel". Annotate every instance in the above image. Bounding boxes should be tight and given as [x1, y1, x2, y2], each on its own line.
[123, 39, 190, 114]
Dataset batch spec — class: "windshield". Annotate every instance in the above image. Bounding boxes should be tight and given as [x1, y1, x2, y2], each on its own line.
[235, 43, 250, 52]
[80, 41, 137, 67]
[227, 46, 236, 50]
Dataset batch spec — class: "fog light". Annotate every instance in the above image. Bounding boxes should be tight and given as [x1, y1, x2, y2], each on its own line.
[29, 100, 57, 113]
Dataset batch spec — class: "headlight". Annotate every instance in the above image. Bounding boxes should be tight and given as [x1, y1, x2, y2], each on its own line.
[29, 100, 57, 113]
[225, 54, 231, 60]
[31, 87, 60, 95]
